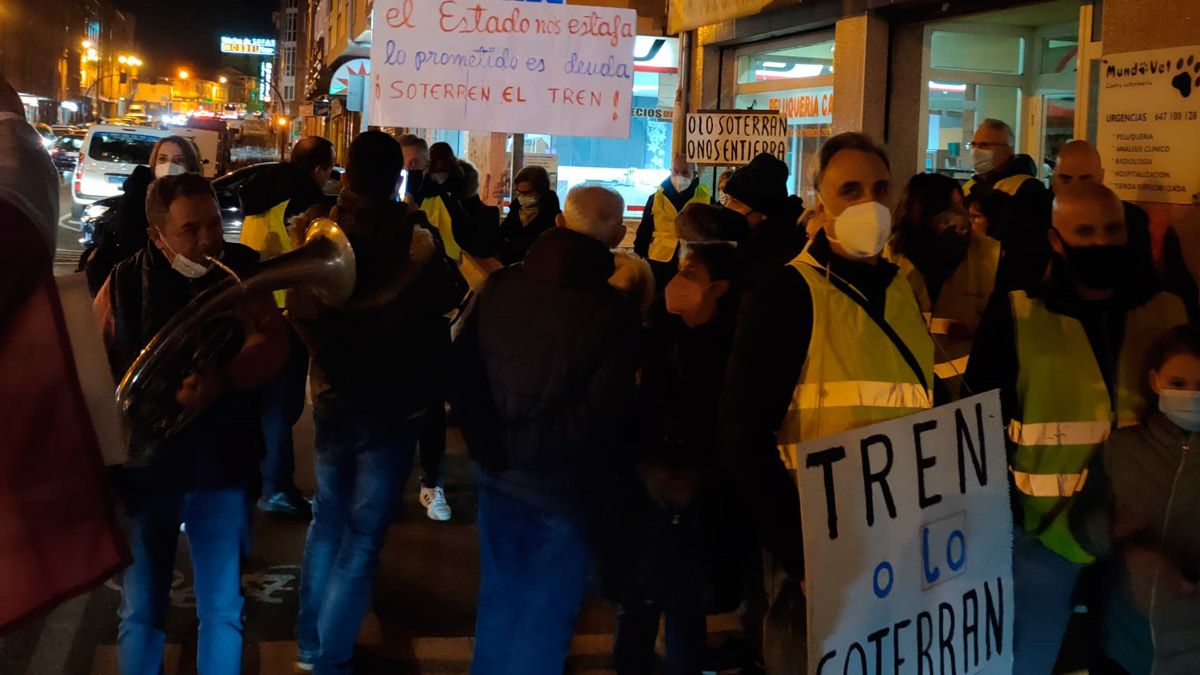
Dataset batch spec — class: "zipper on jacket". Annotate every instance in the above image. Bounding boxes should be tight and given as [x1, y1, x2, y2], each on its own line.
[1148, 433, 1192, 675]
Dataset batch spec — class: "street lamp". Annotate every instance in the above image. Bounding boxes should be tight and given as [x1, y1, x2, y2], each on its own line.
[219, 76, 228, 84]
[178, 69, 189, 80]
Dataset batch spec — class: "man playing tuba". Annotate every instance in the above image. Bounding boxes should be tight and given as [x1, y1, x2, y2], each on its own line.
[93, 172, 291, 675]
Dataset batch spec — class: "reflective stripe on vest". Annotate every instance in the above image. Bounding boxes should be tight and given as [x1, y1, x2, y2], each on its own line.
[421, 196, 461, 261]
[239, 199, 293, 307]
[1008, 290, 1188, 563]
[889, 234, 999, 401]
[1007, 419, 1111, 447]
[648, 185, 710, 263]
[1011, 468, 1089, 498]
[792, 380, 932, 410]
[775, 249, 934, 470]
[933, 354, 970, 381]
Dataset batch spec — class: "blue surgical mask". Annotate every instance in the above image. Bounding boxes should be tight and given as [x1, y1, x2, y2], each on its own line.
[1159, 389, 1200, 432]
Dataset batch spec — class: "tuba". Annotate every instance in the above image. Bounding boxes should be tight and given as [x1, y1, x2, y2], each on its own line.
[116, 218, 355, 453]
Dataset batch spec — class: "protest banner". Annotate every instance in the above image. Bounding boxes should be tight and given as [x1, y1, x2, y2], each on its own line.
[796, 390, 1014, 675]
[369, 0, 637, 138]
[685, 110, 788, 166]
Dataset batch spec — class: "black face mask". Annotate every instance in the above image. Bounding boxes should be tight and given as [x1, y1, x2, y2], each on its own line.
[1059, 242, 1129, 291]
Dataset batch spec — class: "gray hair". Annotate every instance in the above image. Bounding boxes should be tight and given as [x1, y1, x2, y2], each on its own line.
[978, 118, 1015, 146]
[562, 185, 624, 244]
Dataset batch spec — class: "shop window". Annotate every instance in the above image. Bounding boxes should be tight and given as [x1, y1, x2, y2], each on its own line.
[930, 32, 1024, 74]
[736, 40, 835, 85]
[733, 86, 833, 198]
[1040, 37, 1078, 75]
[926, 83, 1021, 175]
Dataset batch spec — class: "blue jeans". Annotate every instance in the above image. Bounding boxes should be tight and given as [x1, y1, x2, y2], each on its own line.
[259, 330, 308, 496]
[1012, 529, 1086, 674]
[296, 412, 420, 675]
[471, 479, 595, 675]
[118, 487, 248, 675]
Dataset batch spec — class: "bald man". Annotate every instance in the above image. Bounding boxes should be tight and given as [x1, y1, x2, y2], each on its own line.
[634, 154, 712, 290]
[966, 181, 1188, 673]
[1052, 139, 1155, 282]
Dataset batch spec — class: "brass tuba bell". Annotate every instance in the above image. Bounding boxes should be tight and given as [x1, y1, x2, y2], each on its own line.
[116, 218, 355, 453]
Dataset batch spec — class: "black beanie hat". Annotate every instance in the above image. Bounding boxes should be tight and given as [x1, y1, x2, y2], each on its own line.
[723, 153, 790, 214]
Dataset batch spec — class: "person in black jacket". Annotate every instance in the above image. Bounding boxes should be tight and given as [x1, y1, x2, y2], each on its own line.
[720, 152, 806, 285]
[288, 131, 466, 673]
[612, 242, 752, 675]
[448, 185, 641, 675]
[496, 165, 562, 266]
[93, 173, 290, 675]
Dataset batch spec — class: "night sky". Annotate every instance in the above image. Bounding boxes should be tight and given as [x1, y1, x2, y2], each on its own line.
[115, 0, 278, 79]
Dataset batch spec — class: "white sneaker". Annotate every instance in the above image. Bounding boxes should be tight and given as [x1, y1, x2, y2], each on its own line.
[419, 485, 452, 521]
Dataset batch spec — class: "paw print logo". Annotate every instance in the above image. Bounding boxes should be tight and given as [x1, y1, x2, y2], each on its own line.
[1170, 53, 1200, 98]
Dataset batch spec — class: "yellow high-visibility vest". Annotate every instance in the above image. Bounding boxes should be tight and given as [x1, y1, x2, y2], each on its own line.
[1008, 290, 1187, 563]
[648, 185, 711, 263]
[420, 195, 461, 261]
[964, 173, 1039, 198]
[239, 199, 293, 307]
[775, 249, 934, 470]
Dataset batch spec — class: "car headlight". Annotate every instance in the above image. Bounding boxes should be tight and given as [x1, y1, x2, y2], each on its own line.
[84, 204, 110, 219]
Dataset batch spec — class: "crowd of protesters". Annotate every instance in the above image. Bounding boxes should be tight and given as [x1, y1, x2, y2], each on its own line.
[2, 65, 1199, 675]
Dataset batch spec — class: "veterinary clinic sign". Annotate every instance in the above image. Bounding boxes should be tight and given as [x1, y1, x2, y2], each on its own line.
[797, 391, 1014, 675]
[668, 0, 774, 34]
[685, 110, 787, 166]
[369, 0, 636, 138]
[1098, 45, 1200, 204]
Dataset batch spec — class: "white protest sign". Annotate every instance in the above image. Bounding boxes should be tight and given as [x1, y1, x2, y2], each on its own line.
[370, 0, 637, 138]
[685, 110, 787, 166]
[1098, 46, 1200, 204]
[797, 391, 1014, 675]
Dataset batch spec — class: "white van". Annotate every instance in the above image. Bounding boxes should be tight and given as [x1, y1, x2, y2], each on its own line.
[72, 125, 168, 218]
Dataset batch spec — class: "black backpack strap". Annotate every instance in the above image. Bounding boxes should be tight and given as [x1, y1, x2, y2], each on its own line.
[818, 269, 930, 393]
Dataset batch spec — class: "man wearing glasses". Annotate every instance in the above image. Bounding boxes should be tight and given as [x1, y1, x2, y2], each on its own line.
[964, 118, 1051, 291]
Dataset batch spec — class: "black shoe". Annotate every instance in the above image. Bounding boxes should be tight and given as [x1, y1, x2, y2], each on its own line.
[257, 491, 312, 517]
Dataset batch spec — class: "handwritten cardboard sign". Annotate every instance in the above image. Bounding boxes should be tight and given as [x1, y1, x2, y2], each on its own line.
[369, 0, 637, 138]
[685, 110, 787, 166]
[796, 391, 1014, 674]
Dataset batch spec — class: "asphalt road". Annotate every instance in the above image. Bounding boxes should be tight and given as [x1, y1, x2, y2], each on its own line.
[56, 179, 84, 275]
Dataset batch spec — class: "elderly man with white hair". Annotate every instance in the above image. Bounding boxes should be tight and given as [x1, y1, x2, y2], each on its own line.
[448, 185, 642, 675]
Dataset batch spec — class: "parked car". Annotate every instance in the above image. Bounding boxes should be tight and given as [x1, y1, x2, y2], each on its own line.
[50, 131, 87, 173]
[79, 161, 280, 246]
[71, 124, 169, 218]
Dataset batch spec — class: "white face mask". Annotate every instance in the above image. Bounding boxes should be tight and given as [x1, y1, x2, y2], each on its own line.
[971, 147, 995, 175]
[430, 172, 449, 185]
[155, 161, 187, 179]
[1159, 389, 1200, 432]
[157, 230, 212, 279]
[825, 200, 892, 260]
[518, 194, 539, 209]
[671, 175, 692, 193]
